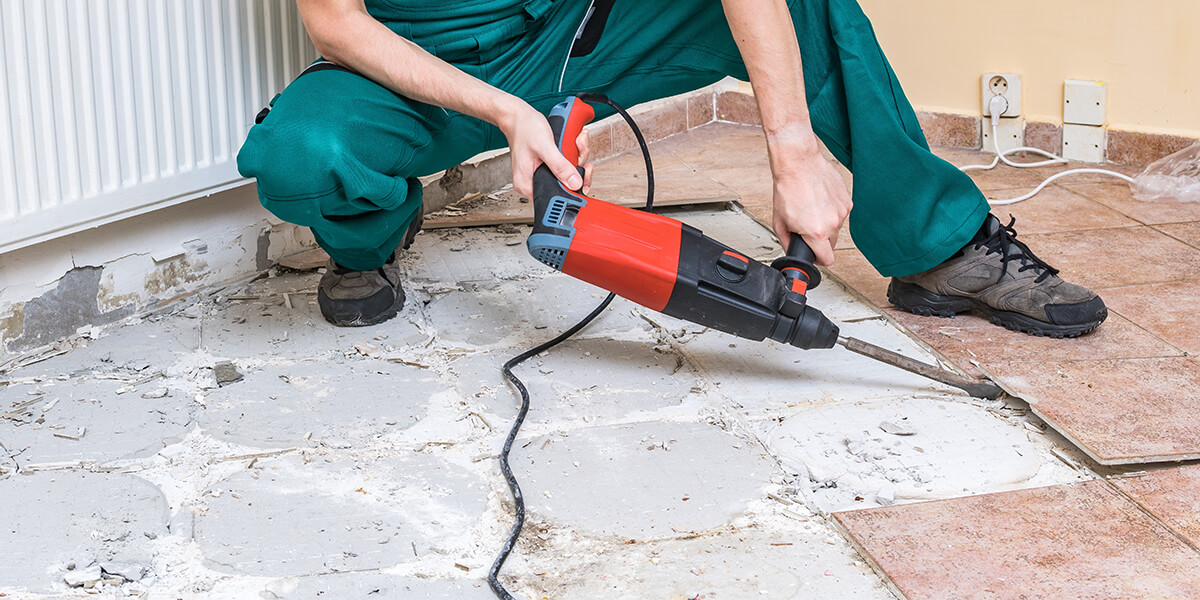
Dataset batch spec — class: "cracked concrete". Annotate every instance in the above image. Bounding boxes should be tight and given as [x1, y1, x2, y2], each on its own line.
[0, 206, 1088, 599]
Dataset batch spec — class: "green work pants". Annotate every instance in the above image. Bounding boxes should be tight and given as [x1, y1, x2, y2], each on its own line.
[237, 0, 988, 276]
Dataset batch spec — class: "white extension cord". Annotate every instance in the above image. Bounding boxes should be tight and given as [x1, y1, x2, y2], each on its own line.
[961, 95, 1135, 206]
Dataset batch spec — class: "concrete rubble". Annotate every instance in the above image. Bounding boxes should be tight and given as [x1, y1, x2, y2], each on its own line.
[0, 207, 1088, 599]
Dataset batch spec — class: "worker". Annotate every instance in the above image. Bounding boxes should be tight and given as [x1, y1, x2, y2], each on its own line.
[238, 0, 1107, 339]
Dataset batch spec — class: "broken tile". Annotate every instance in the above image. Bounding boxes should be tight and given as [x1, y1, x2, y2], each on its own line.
[195, 452, 485, 577]
[1102, 280, 1200, 355]
[0, 471, 169, 593]
[277, 248, 329, 271]
[213, 361, 243, 386]
[885, 309, 1182, 379]
[987, 357, 1200, 464]
[1112, 465, 1200, 546]
[197, 361, 438, 447]
[1023, 226, 1200, 289]
[836, 481, 1200, 600]
[767, 397, 1081, 513]
[514, 421, 774, 539]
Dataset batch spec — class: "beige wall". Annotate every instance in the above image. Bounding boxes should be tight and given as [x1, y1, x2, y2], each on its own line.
[858, 0, 1200, 137]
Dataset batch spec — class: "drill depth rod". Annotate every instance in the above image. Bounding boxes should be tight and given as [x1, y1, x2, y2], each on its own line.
[836, 336, 1004, 400]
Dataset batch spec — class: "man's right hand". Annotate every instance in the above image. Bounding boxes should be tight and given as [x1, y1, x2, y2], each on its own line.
[500, 102, 594, 200]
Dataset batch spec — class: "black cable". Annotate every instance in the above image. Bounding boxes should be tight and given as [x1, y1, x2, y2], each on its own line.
[488, 94, 653, 600]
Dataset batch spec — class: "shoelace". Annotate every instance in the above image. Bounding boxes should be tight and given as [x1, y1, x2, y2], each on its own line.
[976, 216, 1060, 284]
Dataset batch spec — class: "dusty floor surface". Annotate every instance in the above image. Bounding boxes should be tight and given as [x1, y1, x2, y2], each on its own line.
[0, 206, 1089, 599]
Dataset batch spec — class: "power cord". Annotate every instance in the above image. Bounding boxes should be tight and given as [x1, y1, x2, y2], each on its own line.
[488, 93, 654, 600]
[962, 95, 1135, 206]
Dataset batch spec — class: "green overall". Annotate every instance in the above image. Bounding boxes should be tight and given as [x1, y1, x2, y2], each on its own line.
[237, 0, 988, 276]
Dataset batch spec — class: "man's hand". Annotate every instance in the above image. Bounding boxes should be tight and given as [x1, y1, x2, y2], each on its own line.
[500, 102, 594, 200]
[721, 0, 851, 266]
[768, 124, 852, 266]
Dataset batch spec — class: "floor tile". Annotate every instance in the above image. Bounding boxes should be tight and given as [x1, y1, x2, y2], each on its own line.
[988, 185, 1140, 234]
[1103, 280, 1200, 355]
[1064, 181, 1200, 225]
[658, 122, 768, 173]
[1112, 465, 1200, 547]
[1157, 221, 1200, 249]
[1023, 226, 1200, 289]
[588, 145, 738, 206]
[826, 248, 890, 308]
[986, 357, 1200, 464]
[884, 309, 1183, 379]
[836, 481, 1200, 600]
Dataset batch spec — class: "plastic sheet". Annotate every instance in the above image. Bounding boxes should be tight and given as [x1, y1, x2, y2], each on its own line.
[1132, 141, 1200, 202]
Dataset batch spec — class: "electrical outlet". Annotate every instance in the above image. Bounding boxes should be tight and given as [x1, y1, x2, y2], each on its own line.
[982, 73, 1022, 118]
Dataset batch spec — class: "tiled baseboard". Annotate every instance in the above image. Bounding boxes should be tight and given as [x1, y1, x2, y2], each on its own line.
[910, 111, 1197, 168]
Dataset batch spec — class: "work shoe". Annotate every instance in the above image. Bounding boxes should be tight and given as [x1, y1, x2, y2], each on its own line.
[887, 214, 1107, 338]
[316, 210, 423, 327]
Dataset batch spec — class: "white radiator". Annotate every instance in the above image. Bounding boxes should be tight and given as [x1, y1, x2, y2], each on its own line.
[0, 0, 318, 254]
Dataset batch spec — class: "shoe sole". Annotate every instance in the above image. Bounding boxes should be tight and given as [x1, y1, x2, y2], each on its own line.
[887, 279, 1106, 339]
[318, 288, 405, 328]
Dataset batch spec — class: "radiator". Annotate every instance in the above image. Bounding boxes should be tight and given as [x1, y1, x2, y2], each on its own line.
[0, 0, 318, 254]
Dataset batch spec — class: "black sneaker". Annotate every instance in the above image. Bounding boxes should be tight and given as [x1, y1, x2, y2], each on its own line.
[316, 210, 422, 327]
[888, 214, 1107, 338]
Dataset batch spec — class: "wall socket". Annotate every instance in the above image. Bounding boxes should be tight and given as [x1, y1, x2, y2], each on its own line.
[982, 73, 1022, 118]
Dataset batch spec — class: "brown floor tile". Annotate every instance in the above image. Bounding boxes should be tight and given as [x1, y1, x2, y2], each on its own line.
[836, 481, 1200, 600]
[660, 122, 769, 173]
[884, 309, 1182, 380]
[1113, 465, 1200, 547]
[986, 357, 1200, 463]
[991, 185, 1139, 234]
[826, 248, 889, 308]
[1103, 280, 1200, 356]
[588, 147, 737, 206]
[1157, 221, 1200, 250]
[1064, 181, 1200, 225]
[1022, 226, 1200, 290]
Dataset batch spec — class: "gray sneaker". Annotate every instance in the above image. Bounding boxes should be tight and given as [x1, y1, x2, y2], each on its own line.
[316, 210, 422, 327]
[887, 214, 1107, 338]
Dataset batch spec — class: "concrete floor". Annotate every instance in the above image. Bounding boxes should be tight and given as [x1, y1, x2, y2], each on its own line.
[0, 206, 1087, 599]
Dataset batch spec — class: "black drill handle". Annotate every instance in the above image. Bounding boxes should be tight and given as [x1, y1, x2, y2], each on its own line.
[771, 232, 823, 291]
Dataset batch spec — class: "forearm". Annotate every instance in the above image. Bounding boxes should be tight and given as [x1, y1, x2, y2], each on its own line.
[298, 0, 525, 131]
[720, 0, 821, 166]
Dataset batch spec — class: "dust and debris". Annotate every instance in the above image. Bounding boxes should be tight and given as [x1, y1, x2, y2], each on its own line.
[0, 210, 1096, 598]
